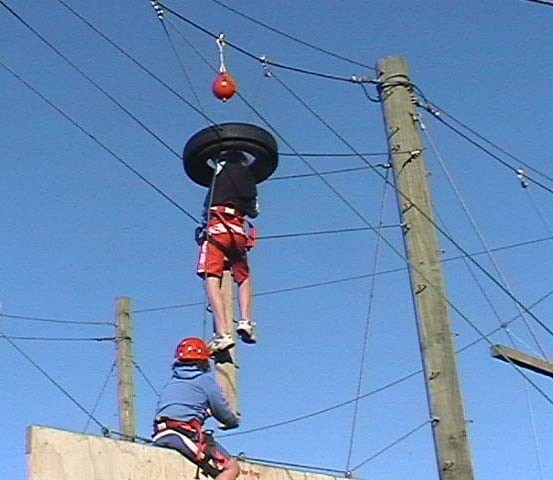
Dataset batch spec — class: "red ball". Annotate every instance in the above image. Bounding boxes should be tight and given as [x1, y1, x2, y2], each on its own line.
[212, 72, 237, 101]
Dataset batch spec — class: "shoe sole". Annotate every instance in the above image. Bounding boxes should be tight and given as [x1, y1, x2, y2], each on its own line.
[237, 329, 256, 344]
[209, 340, 235, 353]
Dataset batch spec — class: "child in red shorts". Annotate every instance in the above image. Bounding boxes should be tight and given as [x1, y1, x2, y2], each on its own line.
[197, 151, 259, 353]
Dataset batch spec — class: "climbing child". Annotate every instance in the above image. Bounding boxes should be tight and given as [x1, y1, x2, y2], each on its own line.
[196, 150, 258, 353]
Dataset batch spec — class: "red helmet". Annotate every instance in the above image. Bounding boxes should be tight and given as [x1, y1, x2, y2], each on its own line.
[175, 337, 210, 361]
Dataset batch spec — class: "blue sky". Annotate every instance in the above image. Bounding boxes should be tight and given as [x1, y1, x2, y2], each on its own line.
[2, 1, 553, 479]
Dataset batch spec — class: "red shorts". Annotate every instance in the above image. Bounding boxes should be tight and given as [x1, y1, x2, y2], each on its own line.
[197, 223, 250, 284]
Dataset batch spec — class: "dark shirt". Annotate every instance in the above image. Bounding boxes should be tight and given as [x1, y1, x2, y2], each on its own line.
[204, 161, 258, 217]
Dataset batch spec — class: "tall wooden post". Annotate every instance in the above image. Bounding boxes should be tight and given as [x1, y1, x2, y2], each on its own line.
[214, 271, 240, 419]
[378, 56, 475, 480]
[116, 296, 135, 441]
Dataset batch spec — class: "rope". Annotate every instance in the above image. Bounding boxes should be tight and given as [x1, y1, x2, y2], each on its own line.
[525, 381, 546, 480]
[2, 2, 184, 160]
[83, 361, 116, 433]
[279, 152, 391, 158]
[523, 0, 553, 6]
[0, 59, 199, 224]
[166, 18, 218, 73]
[345, 168, 390, 471]
[134, 361, 160, 397]
[0, 312, 112, 326]
[160, 4, 376, 84]
[423, 100, 553, 186]
[421, 104, 553, 196]
[421, 114, 549, 360]
[257, 224, 400, 241]
[206, 0, 378, 71]
[351, 418, 433, 471]
[221, 370, 420, 438]
[421, 118, 550, 475]
[131, 234, 553, 313]
[159, 18, 204, 111]
[53, 0, 217, 126]
[371, 83, 553, 342]
[359, 82, 380, 103]
[223, 287, 553, 441]
[1, 335, 115, 342]
[268, 165, 391, 182]
[240, 455, 347, 476]
[522, 183, 553, 235]
[0, 330, 107, 431]
[457, 286, 553, 354]
[201, 162, 220, 340]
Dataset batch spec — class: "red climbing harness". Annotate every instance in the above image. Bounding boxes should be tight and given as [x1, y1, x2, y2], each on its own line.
[208, 206, 257, 249]
[154, 417, 207, 461]
[153, 416, 232, 476]
[196, 207, 256, 256]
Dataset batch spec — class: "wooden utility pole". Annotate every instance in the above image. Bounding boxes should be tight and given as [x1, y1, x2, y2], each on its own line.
[116, 296, 135, 441]
[214, 271, 240, 419]
[377, 56, 475, 480]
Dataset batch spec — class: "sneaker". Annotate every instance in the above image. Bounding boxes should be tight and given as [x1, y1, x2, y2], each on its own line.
[236, 320, 256, 344]
[209, 334, 235, 353]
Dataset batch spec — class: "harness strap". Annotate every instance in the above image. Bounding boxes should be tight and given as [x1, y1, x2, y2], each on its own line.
[207, 210, 255, 259]
[154, 418, 207, 461]
[205, 211, 240, 263]
[209, 205, 244, 217]
[196, 205, 257, 263]
[215, 211, 255, 244]
[153, 419, 230, 476]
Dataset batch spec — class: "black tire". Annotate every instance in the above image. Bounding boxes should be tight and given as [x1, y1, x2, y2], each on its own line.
[183, 123, 278, 187]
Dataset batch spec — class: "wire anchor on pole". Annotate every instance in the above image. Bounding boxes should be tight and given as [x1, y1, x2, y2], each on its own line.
[516, 168, 529, 189]
[149, 0, 165, 20]
[416, 98, 441, 118]
[350, 75, 376, 84]
[260, 55, 272, 78]
[412, 111, 427, 131]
